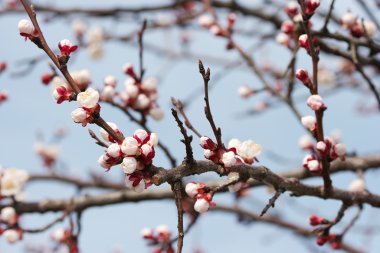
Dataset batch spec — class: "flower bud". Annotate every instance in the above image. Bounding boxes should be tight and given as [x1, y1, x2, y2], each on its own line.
[281, 20, 295, 34]
[18, 19, 34, 37]
[348, 178, 365, 192]
[122, 157, 137, 174]
[107, 143, 121, 158]
[0, 207, 17, 225]
[77, 88, 99, 108]
[301, 116, 316, 131]
[194, 198, 210, 213]
[100, 122, 119, 142]
[307, 95, 325, 111]
[122, 63, 136, 78]
[121, 137, 139, 156]
[185, 182, 198, 198]
[71, 108, 87, 123]
[309, 214, 324, 226]
[298, 34, 309, 49]
[222, 151, 237, 167]
[104, 75, 117, 87]
[149, 107, 164, 121]
[276, 33, 289, 47]
[3, 229, 21, 244]
[148, 133, 159, 147]
[58, 39, 78, 56]
[296, 69, 310, 85]
[237, 86, 254, 98]
[53, 86, 70, 104]
[134, 129, 149, 143]
[101, 85, 115, 100]
[141, 77, 157, 91]
[198, 15, 213, 28]
[306, 0, 320, 16]
[135, 94, 150, 110]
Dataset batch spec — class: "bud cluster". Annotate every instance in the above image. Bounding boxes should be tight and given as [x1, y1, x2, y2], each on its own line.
[185, 182, 215, 213]
[70, 88, 100, 126]
[34, 141, 60, 168]
[0, 167, 29, 198]
[98, 128, 158, 193]
[302, 136, 346, 174]
[141, 225, 174, 253]
[0, 206, 23, 244]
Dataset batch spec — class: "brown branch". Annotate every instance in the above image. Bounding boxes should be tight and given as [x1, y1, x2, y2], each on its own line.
[212, 205, 363, 253]
[199, 60, 224, 149]
[171, 109, 194, 164]
[171, 97, 202, 138]
[171, 181, 185, 253]
[260, 188, 285, 216]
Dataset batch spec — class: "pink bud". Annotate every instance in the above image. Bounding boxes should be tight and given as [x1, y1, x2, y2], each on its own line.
[107, 143, 121, 158]
[200, 136, 217, 150]
[281, 20, 295, 34]
[298, 34, 309, 49]
[309, 214, 324, 226]
[301, 116, 316, 131]
[53, 86, 70, 104]
[58, 39, 78, 56]
[296, 69, 310, 85]
[307, 95, 326, 111]
[71, 108, 87, 123]
[284, 1, 298, 17]
[122, 157, 137, 174]
[121, 137, 139, 155]
[306, 0, 320, 16]
[276, 33, 289, 47]
[104, 75, 117, 87]
[194, 198, 210, 213]
[122, 63, 136, 78]
[316, 141, 327, 153]
[237, 86, 254, 98]
[185, 182, 198, 198]
[18, 19, 35, 37]
[134, 129, 149, 143]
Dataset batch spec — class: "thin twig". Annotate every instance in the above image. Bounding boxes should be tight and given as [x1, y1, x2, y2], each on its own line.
[171, 109, 194, 163]
[171, 97, 202, 138]
[260, 188, 285, 216]
[88, 129, 109, 148]
[171, 181, 185, 253]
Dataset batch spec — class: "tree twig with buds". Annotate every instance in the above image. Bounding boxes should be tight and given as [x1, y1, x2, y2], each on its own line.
[260, 188, 285, 216]
[171, 97, 202, 138]
[171, 108, 194, 164]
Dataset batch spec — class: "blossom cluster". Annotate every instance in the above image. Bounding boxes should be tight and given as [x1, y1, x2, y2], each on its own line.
[200, 136, 262, 171]
[185, 182, 215, 213]
[198, 12, 236, 49]
[340, 11, 377, 38]
[0, 206, 22, 244]
[70, 87, 100, 126]
[118, 63, 164, 120]
[141, 225, 174, 253]
[301, 135, 346, 174]
[98, 127, 158, 193]
[51, 228, 79, 253]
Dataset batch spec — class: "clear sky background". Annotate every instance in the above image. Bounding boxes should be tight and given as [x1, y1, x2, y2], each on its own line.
[1, 0, 380, 252]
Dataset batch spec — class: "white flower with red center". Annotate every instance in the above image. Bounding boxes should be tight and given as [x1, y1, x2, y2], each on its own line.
[228, 138, 241, 150]
[185, 182, 205, 198]
[194, 193, 215, 213]
[0, 206, 17, 225]
[305, 0, 320, 15]
[53, 86, 71, 104]
[276, 33, 289, 47]
[121, 137, 139, 156]
[58, 39, 78, 56]
[18, 19, 35, 38]
[99, 122, 120, 142]
[200, 136, 217, 150]
[77, 87, 99, 109]
[307, 95, 326, 111]
[301, 115, 316, 131]
[134, 129, 149, 143]
[104, 75, 117, 87]
[237, 140, 262, 164]
[122, 157, 138, 174]
[237, 86, 254, 98]
[3, 229, 21, 244]
[198, 14, 214, 28]
[281, 20, 295, 34]
[71, 108, 87, 124]
[348, 178, 365, 192]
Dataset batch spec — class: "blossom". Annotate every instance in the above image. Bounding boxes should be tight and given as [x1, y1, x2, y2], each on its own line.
[101, 85, 115, 100]
[121, 137, 139, 156]
[333, 143, 346, 158]
[3, 229, 21, 244]
[1, 168, 29, 197]
[284, 1, 298, 17]
[104, 75, 117, 87]
[305, 0, 320, 15]
[71, 108, 87, 123]
[301, 116, 316, 131]
[148, 133, 158, 147]
[276, 33, 289, 47]
[58, 39, 78, 56]
[88, 27, 104, 44]
[316, 141, 327, 153]
[0, 206, 17, 225]
[185, 182, 205, 198]
[107, 143, 121, 158]
[298, 34, 309, 49]
[237, 140, 262, 163]
[237, 86, 254, 98]
[228, 138, 241, 149]
[121, 157, 137, 174]
[341, 11, 355, 29]
[52, 228, 70, 242]
[348, 178, 365, 192]
[135, 94, 150, 110]
[134, 129, 149, 143]
[71, 19, 87, 37]
[123, 63, 136, 78]
[125, 175, 145, 193]
[222, 151, 237, 167]
[71, 69, 91, 90]
[307, 95, 326, 111]
[149, 107, 164, 121]
[141, 77, 157, 91]
[200, 136, 217, 150]
[99, 122, 119, 142]
[194, 198, 210, 213]
[281, 20, 295, 34]
[77, 88, 99, 109]
[198, 14, 213, 28]
[298, 135, 314, 149]
[18, 19, 35, 37]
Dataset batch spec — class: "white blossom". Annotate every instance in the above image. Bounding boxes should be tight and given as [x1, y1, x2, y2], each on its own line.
[121, 157, 137, 174]
[77, 88, 99, 108]
[121, 137, 138, 156]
